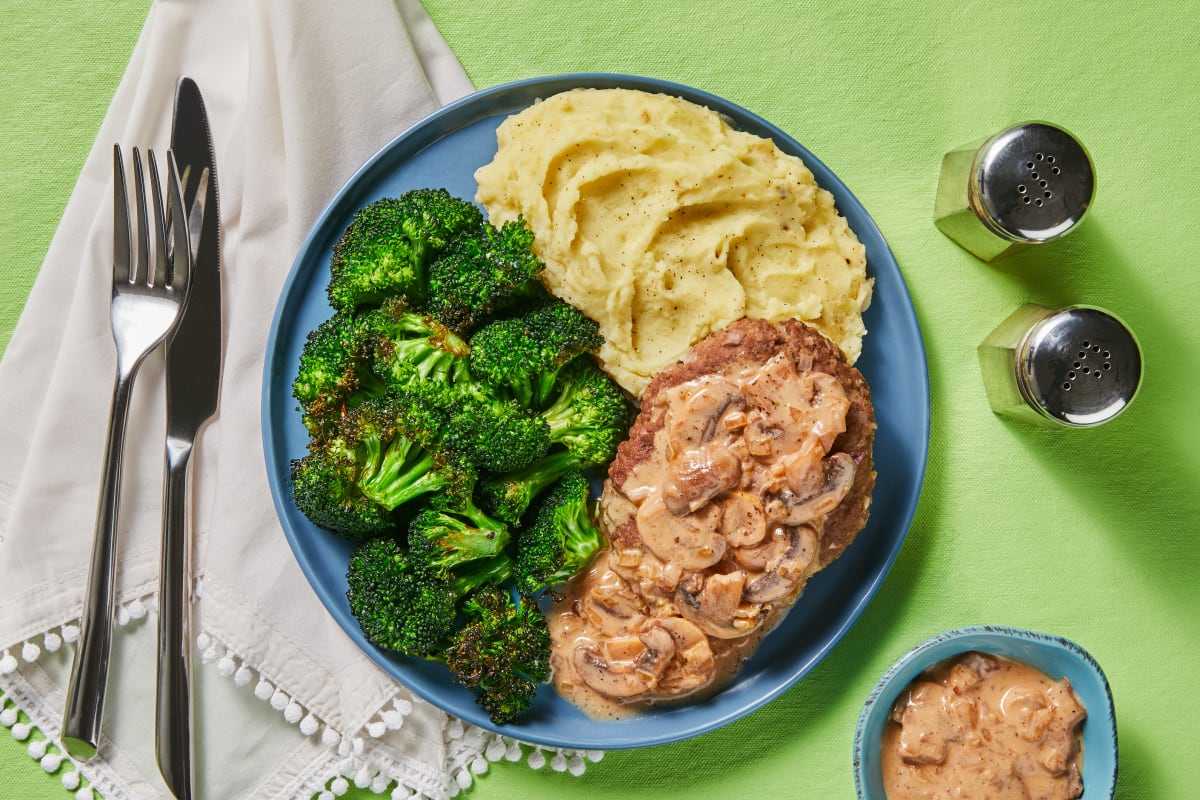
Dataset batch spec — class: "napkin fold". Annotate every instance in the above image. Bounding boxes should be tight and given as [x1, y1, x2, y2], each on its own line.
[0, 2, 575, 798]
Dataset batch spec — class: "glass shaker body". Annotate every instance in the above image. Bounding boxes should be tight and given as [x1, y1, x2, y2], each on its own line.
[978, 304, 1141, 428]
[936, 122, 1095, 261]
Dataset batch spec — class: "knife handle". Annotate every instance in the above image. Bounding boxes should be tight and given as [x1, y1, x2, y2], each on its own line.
[156, 438, 195, 800]
[63, 369, 136, 760]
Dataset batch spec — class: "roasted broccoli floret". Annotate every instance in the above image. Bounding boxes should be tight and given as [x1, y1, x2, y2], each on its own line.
[327, 189, 483, 313]
[540, 358, 632, 467]
[365, 298, 550, 473]
[290, 446, 394, 540]
[442, 388, 550, 474]
[513, 470, 605, 596]
[468, 299, 603, 409]
[475, 448, 583, 525]
[444, 586, 551, 724]
[290, 396, 466, 539]
[348, 399, 449, 509]
[346, 537, 456, 657]
[425, 218, 546, 334]
[346, 533, 515, 661]
[407, 495, 512, 578]
[292, 294, 471, 440]
[292, 310, 386, 438]
[365, 295, 471, 392]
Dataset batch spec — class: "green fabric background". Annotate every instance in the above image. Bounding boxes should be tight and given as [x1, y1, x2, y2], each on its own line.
[3, 2, 1198, 799]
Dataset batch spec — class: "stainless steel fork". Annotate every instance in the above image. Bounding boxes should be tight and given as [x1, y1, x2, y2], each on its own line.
[62, 145, 194, 760]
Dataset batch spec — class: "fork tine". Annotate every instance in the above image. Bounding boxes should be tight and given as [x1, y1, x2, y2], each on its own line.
[163, 165, 194, 268]
[146, 150, 170, 288]
[165, 151, 193, 295]
[187, 167, 211, 262]
[112, 146, 131, 285]
[130, 148, 150, 286]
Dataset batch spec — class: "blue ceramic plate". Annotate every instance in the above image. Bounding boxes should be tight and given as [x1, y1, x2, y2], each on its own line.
[263, 74, 930, 749]
[854, 626, 1118, 799]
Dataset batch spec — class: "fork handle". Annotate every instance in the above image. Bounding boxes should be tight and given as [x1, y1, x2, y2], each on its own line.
[156, 437, 195, 800]
[62, 367, 137, 760]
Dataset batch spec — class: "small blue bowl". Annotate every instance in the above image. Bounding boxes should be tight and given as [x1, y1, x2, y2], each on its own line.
[854, 626, 1117, 799]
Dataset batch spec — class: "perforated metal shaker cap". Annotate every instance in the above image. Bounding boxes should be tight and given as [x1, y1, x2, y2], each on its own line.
[970, 122, 1095, 242]
[1018, 306, 1141, 426]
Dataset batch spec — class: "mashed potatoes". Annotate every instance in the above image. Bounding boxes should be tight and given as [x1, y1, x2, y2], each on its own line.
[475, 87, 872, 396]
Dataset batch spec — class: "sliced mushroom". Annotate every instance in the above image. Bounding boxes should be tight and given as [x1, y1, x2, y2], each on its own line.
[611, 546, 683, 599]
[572, 628, 676, 699]
[742, 410, 778, 457]
[664, 376, 743, 450]
[635, 625, 678, 682]
[649, 616, 715, 694]
[600, 635, 651, 663]
[602, 478, 639, 524]
[732, 524, 791, 571]
[675, 570, 762, 639]
[798, 372, 851, 453]
[582, 570, 648, 637]
[636, 494, 726, 570]
[721, 490, 767, 547]
[764, 452, 856, 526]
[572, 643, 648, 699]
[743, 524, 818, 603]
[775, 437, 825, 499]
[662, 445, 742, 514]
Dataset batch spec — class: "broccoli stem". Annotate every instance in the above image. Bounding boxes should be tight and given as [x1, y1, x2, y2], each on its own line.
[562, 505, 601, 559]
[452, 553, 514, 597]
[479, 448, 582, 524]
[540, 385, 584, 443]
[457, 495, 509, 536]
[358, 438, 444, 510]
[532, 368, 563, 410]
[385, 338, 464, 384]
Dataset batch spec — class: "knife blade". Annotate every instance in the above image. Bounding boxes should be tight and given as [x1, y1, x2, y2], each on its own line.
[156, 76, 222, 800]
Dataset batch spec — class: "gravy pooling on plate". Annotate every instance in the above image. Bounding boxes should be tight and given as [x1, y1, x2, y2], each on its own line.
[474, 87, 873, 397]
[882, 651, 1087, 800]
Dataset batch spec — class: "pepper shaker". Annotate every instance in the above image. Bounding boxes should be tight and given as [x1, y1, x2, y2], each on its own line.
[978, 304, 1141, 427]
[935, 122, 1095, 261]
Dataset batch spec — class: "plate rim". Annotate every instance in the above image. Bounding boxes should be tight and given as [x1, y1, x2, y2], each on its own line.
[262, 71, 931, 749]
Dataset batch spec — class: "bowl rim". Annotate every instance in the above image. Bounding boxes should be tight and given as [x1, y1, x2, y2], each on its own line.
[852, 624, 1118, 799]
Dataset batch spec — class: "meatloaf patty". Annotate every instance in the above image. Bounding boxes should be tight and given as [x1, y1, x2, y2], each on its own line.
[607, 316, 875, 568]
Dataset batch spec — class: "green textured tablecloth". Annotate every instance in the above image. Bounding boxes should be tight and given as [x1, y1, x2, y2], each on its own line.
[4, 2, 1198, 799]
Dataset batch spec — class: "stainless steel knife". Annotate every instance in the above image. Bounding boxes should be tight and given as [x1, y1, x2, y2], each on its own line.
[157, 76, 222, 800]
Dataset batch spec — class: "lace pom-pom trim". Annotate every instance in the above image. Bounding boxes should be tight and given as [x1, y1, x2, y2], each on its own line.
[197, 630, 464, 799]
[2, 591, 598, 800]
[0, 592, 151, 677]
[2, 680, 98, 799]
[197, 627, 603, 795]
[0, 594, 159, 799]
[1, 624, 76, 677]
[444, 724, 604, 795]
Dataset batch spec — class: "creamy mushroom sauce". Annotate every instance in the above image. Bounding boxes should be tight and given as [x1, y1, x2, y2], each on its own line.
[547, 351, 855, 717]
[881, 652, 1086, 800]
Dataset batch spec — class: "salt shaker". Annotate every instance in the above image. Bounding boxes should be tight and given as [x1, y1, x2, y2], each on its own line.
[935, 122, 1095, 261]
[978, 304, 1141, 427]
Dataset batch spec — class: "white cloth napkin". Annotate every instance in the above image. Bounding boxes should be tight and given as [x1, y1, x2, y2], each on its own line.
[0, 2, 552, 798]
